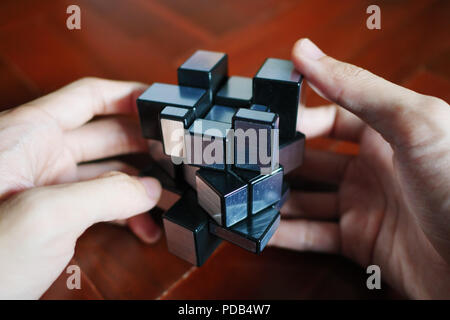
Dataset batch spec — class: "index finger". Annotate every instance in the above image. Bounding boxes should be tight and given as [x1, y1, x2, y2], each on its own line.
[22, 77, 147, 130]
[292, 38, 447, 148]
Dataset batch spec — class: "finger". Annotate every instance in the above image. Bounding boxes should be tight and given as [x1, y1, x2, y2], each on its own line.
[21, 77, 147, 130]
[77, 160, 138, 181]
[298, 104, 366, 142]
[8, 172, 162, 238]
[281, 191, 338, 220]
[127, 213, 161, 244]
[269, 219, 340, 254]
[76, 162, 161, 243]
[65, 116, 148, 163]
[289, 149, 353, 184]
[292, 38, 439, 147]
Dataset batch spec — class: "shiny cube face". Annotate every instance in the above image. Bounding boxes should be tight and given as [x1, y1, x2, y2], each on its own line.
[233, 108, 279, 174]
[209, 205, 280, 254]
[279, 132, 306, 174]
[234, 166, 283, 214]
[163, 219, 197, 265]
[186, 119, 233, 170]
[196, 169, 248, 227]
[215, 76, 253, 107]
[160, 106, 195, 158]
[204, 105, 236, 124]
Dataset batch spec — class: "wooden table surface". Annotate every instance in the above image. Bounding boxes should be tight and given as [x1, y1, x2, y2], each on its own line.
[0, 0, 448, 299]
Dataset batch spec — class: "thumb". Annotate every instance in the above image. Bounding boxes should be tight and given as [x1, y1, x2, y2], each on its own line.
[291, 38, 447, 148]
[10, 171, 162, 237]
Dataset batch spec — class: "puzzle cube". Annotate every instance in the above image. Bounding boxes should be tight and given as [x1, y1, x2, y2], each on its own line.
[215, 76, 252, 107]
[279, 131, 306, 174]
[209, 205, 280, 254]
[178, 50, 228, 102]
[137, 83, 210, 139]
[196, 168, 248, 227]
[233, 108, 279, 173]
[233, 166, 283, 215]
[163, 188, 222, 266]
[185, 119, 233, 170]
[253, 58, 303, 139]
[204, 105, 236, 123]
[160, 106, 196, 158]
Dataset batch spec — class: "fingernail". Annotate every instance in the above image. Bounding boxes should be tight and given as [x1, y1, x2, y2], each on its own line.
[137, 177, 162, 202]
[140, 223, 161, 244]
[294, 38, 325, 60]
[128, 214, 162, 244]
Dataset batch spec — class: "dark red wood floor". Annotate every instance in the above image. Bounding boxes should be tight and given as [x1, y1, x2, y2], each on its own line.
[0, 0, 448, 299]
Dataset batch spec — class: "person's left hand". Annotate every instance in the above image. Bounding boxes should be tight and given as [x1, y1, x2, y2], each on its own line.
[0, 78, 162, 299]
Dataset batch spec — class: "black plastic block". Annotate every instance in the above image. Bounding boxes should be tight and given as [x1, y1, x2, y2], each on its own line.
[137, 83, 210, 139]
[279, 131, 305, 174]
[204, 105, 236, 123]
[196, 168, 248, 227]
[233, 108, 279, 173]
[209, 205, 280, 254]
[215, 76, 252, 107]
[233, 166, 283, 215]
[253, 58, 303, 139]
[185, 119, 233, 170]
[160, 106, 196, 158]
[178, 50, 228, 101]
[163, 188, 222, 266]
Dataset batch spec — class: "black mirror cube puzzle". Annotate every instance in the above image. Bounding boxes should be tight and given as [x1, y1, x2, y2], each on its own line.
[138, 50, 306, 266]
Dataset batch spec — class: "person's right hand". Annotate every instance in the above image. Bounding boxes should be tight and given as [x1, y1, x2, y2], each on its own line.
[269, 38, 450, 299]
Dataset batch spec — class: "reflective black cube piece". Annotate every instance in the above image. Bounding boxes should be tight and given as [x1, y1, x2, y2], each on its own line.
[209, 205, 280, 254]
[178, 50, 228, 102]
[185, 119, 233, 170]
[137, 83, 210, 139]
[253, 58, 303, 139]
[250, 104, 269, 112]
[160, 106, 196, 158]
[196, 168, 248, 227]
[279, 131, 306, 174]
[233, 166, 283, 215]
[232, 108, 279, 174]
[215, 76, 252, 107]
[163, 188, 222, 266]
[204, 105, 237, 124]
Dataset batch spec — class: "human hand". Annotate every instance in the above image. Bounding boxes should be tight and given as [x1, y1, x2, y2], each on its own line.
[0, 78, 162, 299]
[269, 38, 450, 299]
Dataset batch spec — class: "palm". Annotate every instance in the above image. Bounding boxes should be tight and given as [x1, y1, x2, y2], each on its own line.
[338, 127, 450, 297]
